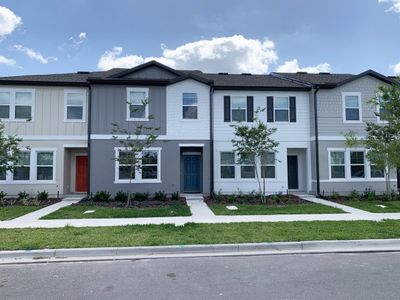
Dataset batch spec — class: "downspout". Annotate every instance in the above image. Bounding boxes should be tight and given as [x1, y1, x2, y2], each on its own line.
[87, 85, 92, 197]
[313, 86, 321, 196]
[209, 85, 214, 195]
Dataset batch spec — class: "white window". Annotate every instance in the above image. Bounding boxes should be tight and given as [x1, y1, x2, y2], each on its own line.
[220, 152, 235, 179]
[0, 89, 34, 121]
[13, 151, 31, 181]
[115, 147, 161, 183]
[376, 95, 389, 123]
[240, 153, 255, 179]
[370, 164, 385, 178]
[65, 90, 85, 121]
[261, 152, 276, 179]
[182, 93, 198, 119]
[350, 151, 365, 178]
[275, 97, 289, 122]
[36, 151, 54, 181]
[127, 88, 149, 121]
[0, 169, 5, 181]
[343, 92, 362, 122]
[330, 151, 345, 179]
[231, 96, 246, 122]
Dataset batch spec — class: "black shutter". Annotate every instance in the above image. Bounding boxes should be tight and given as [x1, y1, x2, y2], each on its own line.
[267, 96, 274, 122]
[289, 96, 296, 122]
[247, 96, 254, 122]
[224, 96, 231, 122]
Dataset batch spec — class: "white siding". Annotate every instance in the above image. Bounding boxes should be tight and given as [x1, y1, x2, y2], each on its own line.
[166, 79, 210, 140]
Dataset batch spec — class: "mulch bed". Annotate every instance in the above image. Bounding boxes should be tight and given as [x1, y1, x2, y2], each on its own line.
[205, 194, 310, 205]
[77, 197, 187, 208]
[0, 198, 61, 207]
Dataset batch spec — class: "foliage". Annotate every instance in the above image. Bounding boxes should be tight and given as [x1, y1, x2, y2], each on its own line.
[36, 191, 48, 201]
[363, 188, 376, 201]
[115, 191, 129, 202]
[93, 190, 112, 202]
[0, 120, 24, 175]
[0, 191, 7, 205]
[154, 191, 167, 201]
[171, 191, 180, 200]
[330, 191, 340, 200]
[213, 190, 225, 202]
[348, 190, 361, 201]
[112, 98, 159, 207]
[133, 192, 149, 202]
[231, 111, 279, 202]
[17, 191, 29, 201]
[270, 192, 285, 204]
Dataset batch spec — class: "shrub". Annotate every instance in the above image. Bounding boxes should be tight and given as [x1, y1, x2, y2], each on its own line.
[0, 191, 7, 205]
[115, 191, 129, 202]
[134, 192, 149, 201]
[270, 192, 285, 204]
[227, 194, 236, 203]
[363, 188, 376, 201]
[330, 191, 340, 200]
[348, 190, 361, 201]
[18, 191, 29, 201]
[36, 190, 48, 201]
[154, 191, 167, 201]
[214, 190, 224, 202]
[93, 190, 111, 202]
[171, 191, 179, 200]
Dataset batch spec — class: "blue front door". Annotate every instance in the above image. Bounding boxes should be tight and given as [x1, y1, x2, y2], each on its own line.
[184, 155, 201, 193]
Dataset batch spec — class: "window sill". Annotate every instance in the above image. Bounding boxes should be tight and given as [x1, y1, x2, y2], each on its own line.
[343, 120, 363, 124]
[114, 179, 162, 184]
[0, 181, 56, 185]
[0, 119, 32, 123]
[126, 118, 150, 122]
[64, 119, 85, 123]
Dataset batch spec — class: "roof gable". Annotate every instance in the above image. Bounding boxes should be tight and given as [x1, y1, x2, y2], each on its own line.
[109, 61, 182, 79]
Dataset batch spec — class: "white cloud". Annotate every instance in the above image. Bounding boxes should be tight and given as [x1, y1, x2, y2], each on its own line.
[378, 0, 400, 13]
[391, 62, 400, 74]
[97, 35, 278, 73]
[13, 45, 58, 64]
[69, 32, 87, 46]
[0, 6, 22, 38]
[276, 59, 331, 73]
[0, 55, 17, 66]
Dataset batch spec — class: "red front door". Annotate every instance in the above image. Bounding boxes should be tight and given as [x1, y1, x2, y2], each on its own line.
[75, 156, 88, 192]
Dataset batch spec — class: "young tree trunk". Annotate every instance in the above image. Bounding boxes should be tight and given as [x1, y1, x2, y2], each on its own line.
[127, 162, 135, 207]
[254, 159, 264, 203]
[385, 167, 392, 201]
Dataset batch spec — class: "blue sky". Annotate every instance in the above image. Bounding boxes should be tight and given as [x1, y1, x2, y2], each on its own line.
[0, 0, 400, 76]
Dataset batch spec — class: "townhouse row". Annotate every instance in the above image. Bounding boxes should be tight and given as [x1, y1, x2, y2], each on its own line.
[0, 61, 397, 196]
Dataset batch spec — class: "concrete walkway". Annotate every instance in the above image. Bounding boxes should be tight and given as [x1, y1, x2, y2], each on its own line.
[1, 194, 400, 229]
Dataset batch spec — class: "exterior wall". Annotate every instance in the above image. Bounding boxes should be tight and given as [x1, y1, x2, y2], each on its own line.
[0, 140, 87, 196]
[122, 66, 178, 80]
[90, 84, 166, 135]
[90, 139, 211, 196]
[1, 85, 88, 137]
[213, 89, 311, 194]
[316, 76, 389, 137]
[166, 79, 210, 140]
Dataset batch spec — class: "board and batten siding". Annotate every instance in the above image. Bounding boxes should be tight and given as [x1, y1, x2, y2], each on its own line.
[166, 79, 210, 140]
[2, 86, 88, 137]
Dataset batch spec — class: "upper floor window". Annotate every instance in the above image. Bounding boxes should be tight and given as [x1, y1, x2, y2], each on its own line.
[0, 89, 34, 121]
[127, 88, 149, 121]
[343, 93, 362, 122]
[377, 95, 389, 123]
[274, 97, 289, 122]
[231, 97, 246, 122]
[64, 90, 85, 122]
[182, 93, 198, 119]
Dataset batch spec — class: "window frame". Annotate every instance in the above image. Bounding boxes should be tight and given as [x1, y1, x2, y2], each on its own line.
[342, 92, 362, 123]
[182, 92, 198, 120]
[64, 89, 87, 122]
[0, 88, 35, 122]
[350, 150, 365, 179]
[114, 147, 161, 183]
[328, 150, 346, 179]
[261, 152, 276, 179]
[231, 96, 247, 123]
[126, 87, 150, 121]
[219, 151, 236, 179]
[274, 96, 290, 123]
[35, 151, 56, 182]
[240, 153, 256, 179]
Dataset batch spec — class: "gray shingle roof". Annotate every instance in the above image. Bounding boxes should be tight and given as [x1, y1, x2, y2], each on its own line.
[273, 72, 354, 86]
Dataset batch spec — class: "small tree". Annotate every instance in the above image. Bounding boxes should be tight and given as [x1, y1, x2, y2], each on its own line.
[231, 113, 279, 203]
[0, 120, 23, 177]
[112, 99, 159, 206]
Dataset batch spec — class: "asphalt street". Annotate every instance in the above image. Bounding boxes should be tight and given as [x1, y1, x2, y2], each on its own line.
[1, 252, 399, 299]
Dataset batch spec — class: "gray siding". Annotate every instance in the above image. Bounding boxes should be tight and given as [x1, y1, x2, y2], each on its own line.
[90, 139, 211, 195]
[317, 76, 390, 136]
[91, 85, 166, 135]
[123, 66, 178, 80]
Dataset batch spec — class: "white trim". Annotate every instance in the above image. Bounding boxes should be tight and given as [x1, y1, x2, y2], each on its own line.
[63, 144, 88, 148]
[179, 143, 204, 147]
[310, 135, 366, 141]
[342, 92, 362, 123]
[20, 135, 87, 141]
[91, 134, 168, 140]
[114, 147, 162, 183]
[182, 92, 198, 120]
[313, 179, 397, 183]
[63, 89, 87, 123]
[126, 87, 149, 121]
[273, 96, 290, 123]
[0, 88, 35, 122]
[230, 96, 247, 123]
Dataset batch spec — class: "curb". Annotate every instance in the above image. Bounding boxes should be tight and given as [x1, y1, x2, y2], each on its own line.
[1, 239, 400, 264]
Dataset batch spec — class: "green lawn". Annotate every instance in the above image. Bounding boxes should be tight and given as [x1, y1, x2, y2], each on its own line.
[41, 204, 191, 219]
[0, 206, 41, 221]
[209, 203, 345, 215]
[340, 200, 400, 213]
[2, 220, 400, 250]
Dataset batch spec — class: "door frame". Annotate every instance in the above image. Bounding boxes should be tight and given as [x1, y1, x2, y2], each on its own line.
[181, 152, 202, 193]
[73, 153, 88, 193]
[287, 154, 299, 191]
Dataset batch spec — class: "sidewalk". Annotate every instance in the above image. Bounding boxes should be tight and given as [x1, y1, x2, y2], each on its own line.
[1, 194, 400, 229]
